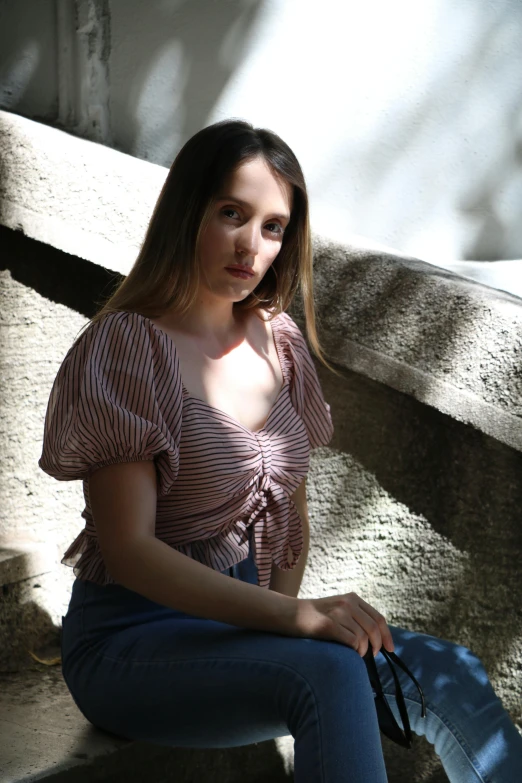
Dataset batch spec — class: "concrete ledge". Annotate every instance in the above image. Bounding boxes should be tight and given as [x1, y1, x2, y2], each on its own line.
[0, 665, 130, 783]
[1, 108, 522, 456]
[294, 237, 522, 453]
[0, 666, 293, 783]
[0, 538, 59, 587]
[0, 538, 64, 673]
[0, 111, 166, 276]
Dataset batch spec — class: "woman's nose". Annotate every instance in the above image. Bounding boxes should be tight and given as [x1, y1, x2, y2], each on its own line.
[236, 224, 259, 256]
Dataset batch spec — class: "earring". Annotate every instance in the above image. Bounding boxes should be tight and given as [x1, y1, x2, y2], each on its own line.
[251, 292, 273, 303]
[251, 264, 279, 305]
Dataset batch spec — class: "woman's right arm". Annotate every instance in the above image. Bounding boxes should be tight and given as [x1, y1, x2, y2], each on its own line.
[89, 460, 298, 633]
[89, 460, 394, 656]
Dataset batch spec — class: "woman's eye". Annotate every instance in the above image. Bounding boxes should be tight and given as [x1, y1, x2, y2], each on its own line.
[265, 223, 284, 236]
[222, 208, 239, 219]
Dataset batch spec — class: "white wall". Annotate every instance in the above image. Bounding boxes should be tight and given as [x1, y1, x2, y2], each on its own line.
[1, 0, 521, 277]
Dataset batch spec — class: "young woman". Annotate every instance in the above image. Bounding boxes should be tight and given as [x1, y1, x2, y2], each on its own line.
[39, 119, 522, 782]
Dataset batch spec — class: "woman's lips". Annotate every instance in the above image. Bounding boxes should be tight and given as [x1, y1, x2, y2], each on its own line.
[226, 267, 254, 279]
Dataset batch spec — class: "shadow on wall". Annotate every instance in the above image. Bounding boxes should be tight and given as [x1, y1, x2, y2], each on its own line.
[0, 225, 121, 320]
[0, 0, 267, 164]
[111, 0, 267, 164]
[0, 0, 57, 122]
[306, 246, 522, 689]
[325, 364, 522, 639]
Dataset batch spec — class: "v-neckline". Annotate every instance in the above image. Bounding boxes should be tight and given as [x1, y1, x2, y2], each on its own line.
[145, 312, 288, 435]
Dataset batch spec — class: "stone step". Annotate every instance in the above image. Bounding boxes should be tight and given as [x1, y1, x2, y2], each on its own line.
[0, 539, 57, 587]
[0, 664, 129, 783]
[0, 664, 293, 783]
[0, 540, 64, 673]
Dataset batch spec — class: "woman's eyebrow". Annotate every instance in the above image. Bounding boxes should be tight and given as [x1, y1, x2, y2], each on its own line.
[217, 195, 290, 222]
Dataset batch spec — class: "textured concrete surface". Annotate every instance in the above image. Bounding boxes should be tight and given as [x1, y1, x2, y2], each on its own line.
[308, 236, 522, 453]
[0, 110, 166, 275]
[0, 539, 58, 587]
[0, 664, 129, 783]
[0, 264, 85, 674]
[0, 538, 64, 672]
[304, 381, 522, 727]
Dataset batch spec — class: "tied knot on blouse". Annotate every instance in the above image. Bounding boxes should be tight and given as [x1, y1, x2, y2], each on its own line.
[38, 310, 334, 589]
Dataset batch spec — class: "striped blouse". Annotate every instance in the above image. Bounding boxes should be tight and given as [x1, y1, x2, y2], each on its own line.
[38, 310, 334, 590]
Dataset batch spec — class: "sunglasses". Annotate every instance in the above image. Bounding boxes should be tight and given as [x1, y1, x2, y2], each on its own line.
[363, 645, 426, 748]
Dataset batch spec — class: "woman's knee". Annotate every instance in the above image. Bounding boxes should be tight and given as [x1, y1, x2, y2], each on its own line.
[282, 637, 369, 692]
[273, 638, 375, 735]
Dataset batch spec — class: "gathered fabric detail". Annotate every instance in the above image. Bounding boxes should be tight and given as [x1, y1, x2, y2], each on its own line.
[40, 309, 334, 588]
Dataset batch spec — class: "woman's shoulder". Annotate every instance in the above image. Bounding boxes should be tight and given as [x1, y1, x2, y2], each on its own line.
[63, 311, 177, 383]
[72, 310, 162, 350]
[92, 309, 154, 334]
[267, 309, 303, 344]
[39, 308, 183, 488]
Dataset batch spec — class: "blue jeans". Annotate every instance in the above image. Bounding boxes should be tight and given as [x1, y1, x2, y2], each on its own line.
[61, 537, 522, 783]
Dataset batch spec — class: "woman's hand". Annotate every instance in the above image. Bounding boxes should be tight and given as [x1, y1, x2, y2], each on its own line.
[292, 592, 395, 658]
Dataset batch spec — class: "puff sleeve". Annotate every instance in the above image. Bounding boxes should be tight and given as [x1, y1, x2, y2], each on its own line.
[38, 311, 182, 496]
[279, 312, 334, 449]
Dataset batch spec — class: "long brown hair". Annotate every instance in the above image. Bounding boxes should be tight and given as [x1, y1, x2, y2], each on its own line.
[83, 118, 339, 374]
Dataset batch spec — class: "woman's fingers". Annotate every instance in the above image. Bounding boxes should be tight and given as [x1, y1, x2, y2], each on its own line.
[343, 594, 395, 657]
[357, 596, 395, 654]
[347, 607, 381, 657]
[353, 607, 390, 656]
[295, 593, 395, 658]
[334, 623, 362, 652]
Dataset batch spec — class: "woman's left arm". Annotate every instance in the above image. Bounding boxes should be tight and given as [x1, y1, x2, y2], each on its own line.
[269, 478, 310, 598]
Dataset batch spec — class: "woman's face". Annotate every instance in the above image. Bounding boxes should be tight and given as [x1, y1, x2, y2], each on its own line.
[197, 156, 293, 301]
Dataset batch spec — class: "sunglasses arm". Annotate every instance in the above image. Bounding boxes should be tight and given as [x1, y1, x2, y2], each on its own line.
[382, 649, 427, 719]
